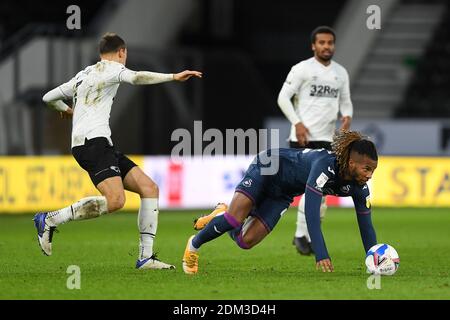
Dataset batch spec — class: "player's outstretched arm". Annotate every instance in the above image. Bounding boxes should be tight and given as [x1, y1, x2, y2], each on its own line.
[120, 69, 202, 85]
[173, 70, 202, 81]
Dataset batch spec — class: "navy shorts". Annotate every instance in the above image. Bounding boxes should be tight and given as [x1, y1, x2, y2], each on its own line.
[235, 162, 292, 232]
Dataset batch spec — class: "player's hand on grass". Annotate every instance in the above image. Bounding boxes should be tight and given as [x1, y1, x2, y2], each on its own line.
[316, 258, 334, 273]
[295, 122, 309, 146]
[60, 107, 73, 119]
[174, 70, 203, 82]
[339, 116, 351, 131]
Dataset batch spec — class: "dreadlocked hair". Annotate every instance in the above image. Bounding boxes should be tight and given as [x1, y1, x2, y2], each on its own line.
[332, 130, 378, 175]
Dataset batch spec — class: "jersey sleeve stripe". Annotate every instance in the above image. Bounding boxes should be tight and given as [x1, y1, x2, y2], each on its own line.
[356, 210, 371, 215]
[306, 184, 323, 196]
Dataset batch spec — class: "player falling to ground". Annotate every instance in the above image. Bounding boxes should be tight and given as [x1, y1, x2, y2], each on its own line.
[277, 26, 353, 255]
[183, 130, 377, 274]
[35, 32, 202, 270]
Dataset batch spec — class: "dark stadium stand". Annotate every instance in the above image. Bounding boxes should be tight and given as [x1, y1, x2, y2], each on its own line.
[180, 0, 346, 130]
[0, 0, 105, 57]
[396, 1, 450, 117]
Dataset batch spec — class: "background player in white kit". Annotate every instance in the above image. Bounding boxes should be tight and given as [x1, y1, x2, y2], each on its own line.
[34, 33, 202, 269]
[277, 26, 353, 255]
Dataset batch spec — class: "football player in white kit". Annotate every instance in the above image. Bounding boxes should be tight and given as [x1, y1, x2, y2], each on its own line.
[34, 33, 202, 269]
[277, 26, 353, 255]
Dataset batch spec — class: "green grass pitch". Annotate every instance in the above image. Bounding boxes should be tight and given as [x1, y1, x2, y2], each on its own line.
[0, 208, 449, 300]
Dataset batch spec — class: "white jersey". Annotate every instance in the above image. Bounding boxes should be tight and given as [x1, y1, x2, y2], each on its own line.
[58, 60, 130, 148]
[278, 57, 353, 142]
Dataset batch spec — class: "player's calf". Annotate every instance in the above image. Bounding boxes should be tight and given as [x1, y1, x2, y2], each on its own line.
[33, 196, 109, 256]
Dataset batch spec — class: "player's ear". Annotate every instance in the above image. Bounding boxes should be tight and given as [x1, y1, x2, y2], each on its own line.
[117, 47, 125, 58]
[348, 157, 355, 170]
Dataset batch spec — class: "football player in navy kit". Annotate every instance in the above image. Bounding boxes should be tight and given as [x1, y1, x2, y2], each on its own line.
[183, 130, 377, 274]
[277, 26, 354, 255]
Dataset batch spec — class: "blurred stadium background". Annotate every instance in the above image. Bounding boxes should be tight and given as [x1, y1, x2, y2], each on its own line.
[0, 0, 449, 213]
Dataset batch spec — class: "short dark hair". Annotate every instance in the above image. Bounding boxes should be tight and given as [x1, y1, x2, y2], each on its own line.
[311, 26, 336, 44]
[99, 32, 126, 54]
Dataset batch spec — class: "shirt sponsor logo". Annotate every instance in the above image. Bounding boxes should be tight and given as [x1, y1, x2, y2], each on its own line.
[315, 172, 329, 188]
[310, 84, 339, 98]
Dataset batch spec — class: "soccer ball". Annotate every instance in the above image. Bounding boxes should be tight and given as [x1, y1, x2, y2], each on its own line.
[365, 243, 400, 276]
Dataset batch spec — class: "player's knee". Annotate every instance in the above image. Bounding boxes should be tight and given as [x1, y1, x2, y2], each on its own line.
[244, 239, 257, 249]
[140, 181, 159, 198]
[106, 192, 126, 212]
[236, 236, 252, 250]
[239, 233, 257, 249]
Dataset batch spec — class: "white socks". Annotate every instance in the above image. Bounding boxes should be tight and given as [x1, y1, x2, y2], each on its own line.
[295, 196, 327, 241]
[189, 240, 198, 252]
[138, 198, 159, 260]
[45, 196, 108, 227]
[44, 196, 160, 261]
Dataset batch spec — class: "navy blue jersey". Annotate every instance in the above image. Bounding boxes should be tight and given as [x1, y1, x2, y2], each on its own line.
[251, 148, 377, 261]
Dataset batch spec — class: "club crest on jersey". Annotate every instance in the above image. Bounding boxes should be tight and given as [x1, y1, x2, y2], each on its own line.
[340, 185, 350, 193]
[243, 179, 252, 187]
